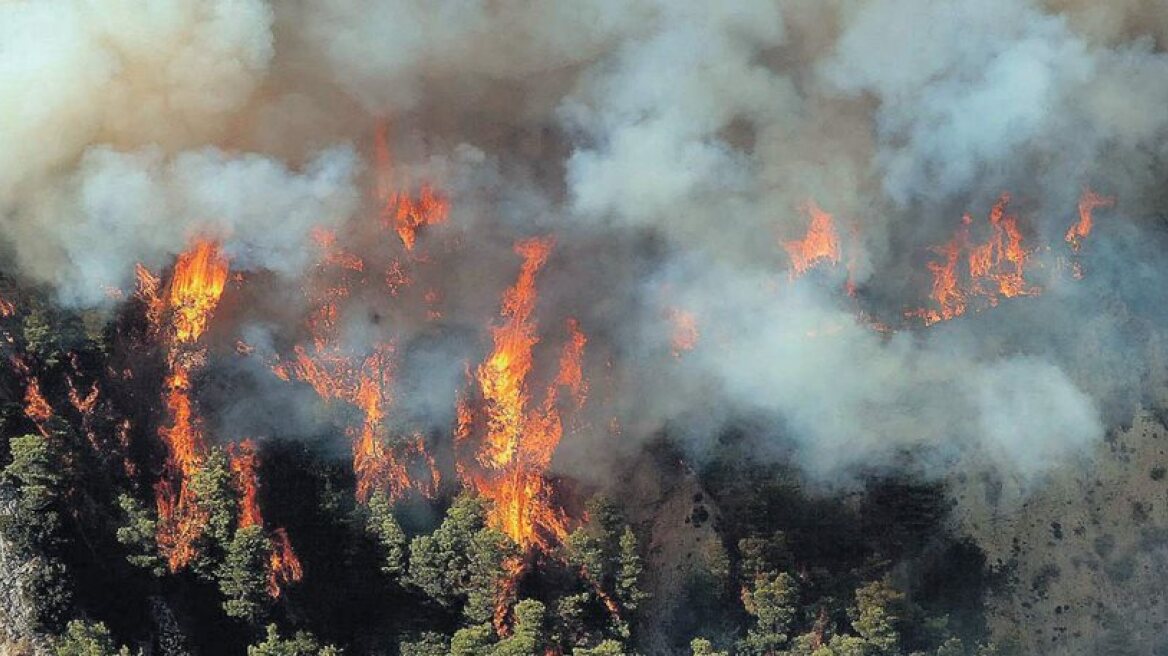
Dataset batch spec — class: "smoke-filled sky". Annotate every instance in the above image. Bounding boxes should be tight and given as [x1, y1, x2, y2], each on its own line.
[4, 0, 1168, 486]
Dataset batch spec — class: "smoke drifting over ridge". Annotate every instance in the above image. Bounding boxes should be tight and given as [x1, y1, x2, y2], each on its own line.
[4, 0, 1168, 486]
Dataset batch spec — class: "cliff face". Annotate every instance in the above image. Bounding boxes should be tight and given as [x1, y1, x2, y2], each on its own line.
[0, 490, 49, 656]
[955, 409, 1168, 655]
[617, 448, 726, 656]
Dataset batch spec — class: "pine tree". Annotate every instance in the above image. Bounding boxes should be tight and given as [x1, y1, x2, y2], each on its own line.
[219, 525, 272, 623]
[2, 434, 73, 630]
[115, 494, 165, 576]
[398, 632, 449, 656]
[851, 579, 904, 655]
[449, 623, 494, 656]
[494, 599, 547, 656]
[573, 639, 630, 655]
[740, 571, 798, 655]
[616, 527, 649, 613]
[53, 619, 131, 656]
[366, 491, 407, 578]
[690, 637, 728, 656]
[247, 624, 339, 656]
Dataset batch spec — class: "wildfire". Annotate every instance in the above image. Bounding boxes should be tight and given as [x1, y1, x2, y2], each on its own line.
[387, 186, 450, 252]
[374, 123, 450, 252]
[169, 240, 229, 344]
[268, 528, 303, 598]
[784, 202, 841, 279]
[228, 440, 304, 598]
[229, 440, 263, 529]
[23, 377, 52, 433]
[275, 230, 438, 504]
[909, 194, 1040, 326]
[154, 239, 230, 570]
[1066, 188, 1114, 253]
[459, 237, 584, 550]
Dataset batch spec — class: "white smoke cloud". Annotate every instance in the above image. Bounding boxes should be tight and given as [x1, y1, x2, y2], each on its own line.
[4, 0, 1168, 484]
[17, 145, 359, 307]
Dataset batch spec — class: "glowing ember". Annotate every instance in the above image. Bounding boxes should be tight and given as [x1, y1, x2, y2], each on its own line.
[784, 202, 841, 278]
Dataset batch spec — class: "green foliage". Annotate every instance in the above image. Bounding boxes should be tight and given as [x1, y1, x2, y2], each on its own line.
[406, 495, 518, 624]
[247, 624, 339, 656]
[740, 572, 798, 654]
[398, 632, 450, 656]
[737, 533, 789, 582]
[189, 446, 238, 546]
[449, 623, 494, 656]
[815, 634, 869, 656]
[616, 527, 649, 613]
[553, 592, 590, 648]
[690, 637, 728, 656]
[465, 526, 518, 625]
[406, 495, 487, 604]
[1, 434, 66, 555]
[366, 491, 407, 578]
[20, 303, 87, 367]
[494, 599, 547, 656]
[2, 434, 73, 630]
[115, 494, 165, 576]
[934, 637, 966, 656]
[573, 639, 630, 655]
[851, 579, 904, 655]
[219, 525, 272, 623]
[53, 619, 131, 656]
[563, 495, 644, 640]
[24, 558, 73, 632]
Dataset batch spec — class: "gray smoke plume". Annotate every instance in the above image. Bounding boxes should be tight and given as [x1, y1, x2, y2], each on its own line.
[3, 0, 1168, 486]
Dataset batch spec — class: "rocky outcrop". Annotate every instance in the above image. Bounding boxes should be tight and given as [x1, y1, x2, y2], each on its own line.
[0, 488, 50, 656]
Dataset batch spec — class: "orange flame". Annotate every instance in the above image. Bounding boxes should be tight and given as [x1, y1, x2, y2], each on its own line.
[228, 439, 303, 597]
[784, 202, 841, 279]
[229, 439, 263, 529]
[909, 194, 1040, 325]
[275, 234, 439, 505]
[461, 237, 583, 551]
[23, 377, 52, 433]
[268, 528, 303, 598]
[169, 241, 229, 344]
[388, 186, 450, 252]
[154, 239, 230, 571]
[374, 123, 450, 252]
[1066, 188, 1113, 253]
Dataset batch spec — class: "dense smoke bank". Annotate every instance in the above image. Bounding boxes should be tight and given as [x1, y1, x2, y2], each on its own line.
[4, 0, 1168, 490]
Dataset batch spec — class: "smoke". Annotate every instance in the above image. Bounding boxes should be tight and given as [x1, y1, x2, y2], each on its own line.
[3, 0, 1168, 486]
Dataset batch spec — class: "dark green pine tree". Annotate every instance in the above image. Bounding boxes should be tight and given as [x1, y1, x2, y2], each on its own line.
[219, 525, 272, 623]
[366, 491, 407, 578]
